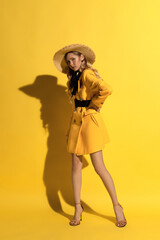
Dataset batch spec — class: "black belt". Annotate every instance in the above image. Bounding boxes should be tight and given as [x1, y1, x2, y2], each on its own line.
[75, 98, 91, 108]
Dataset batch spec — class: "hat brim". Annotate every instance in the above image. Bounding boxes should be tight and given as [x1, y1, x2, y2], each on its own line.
[53, 44, 96, 73]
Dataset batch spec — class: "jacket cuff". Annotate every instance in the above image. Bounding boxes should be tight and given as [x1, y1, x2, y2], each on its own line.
[88, 101, 100, 110]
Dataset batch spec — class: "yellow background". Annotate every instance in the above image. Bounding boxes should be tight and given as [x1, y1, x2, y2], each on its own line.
[1, 0, 160, 239]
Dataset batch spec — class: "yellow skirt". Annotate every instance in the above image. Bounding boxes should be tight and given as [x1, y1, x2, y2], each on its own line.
[67, 108, 110, 156]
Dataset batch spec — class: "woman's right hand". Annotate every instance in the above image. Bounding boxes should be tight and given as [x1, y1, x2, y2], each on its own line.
[86, 101, 101, 112]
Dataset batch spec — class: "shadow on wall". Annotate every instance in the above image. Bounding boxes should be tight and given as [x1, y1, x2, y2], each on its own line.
[19, 75, 115, 224]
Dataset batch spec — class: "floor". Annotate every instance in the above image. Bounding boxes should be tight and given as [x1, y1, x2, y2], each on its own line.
[1, 191, 159, 240]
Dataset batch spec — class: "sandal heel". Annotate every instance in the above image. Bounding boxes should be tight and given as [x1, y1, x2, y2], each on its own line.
[69, 202, 84, 226]
[113, 203, 127, 227]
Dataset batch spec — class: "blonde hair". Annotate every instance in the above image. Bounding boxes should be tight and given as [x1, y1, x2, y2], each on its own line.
[64, 51, 102, 103]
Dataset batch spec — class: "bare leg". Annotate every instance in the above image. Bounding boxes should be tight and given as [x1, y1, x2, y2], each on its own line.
[90, 150, 126, 224]
[70, 153, 83, 224]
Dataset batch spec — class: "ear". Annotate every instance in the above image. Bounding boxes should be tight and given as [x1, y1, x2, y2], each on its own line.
[80, 54, 85, 61]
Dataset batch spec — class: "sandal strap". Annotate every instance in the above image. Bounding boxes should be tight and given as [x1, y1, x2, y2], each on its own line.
[75, 202, 84, 210]
[113, 203, 123, 208]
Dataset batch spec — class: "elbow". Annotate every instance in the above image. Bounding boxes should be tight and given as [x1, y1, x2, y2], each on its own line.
[108, 88, 113, 95]
[106, 85, 113, 96]
[101, 81, 113, 96]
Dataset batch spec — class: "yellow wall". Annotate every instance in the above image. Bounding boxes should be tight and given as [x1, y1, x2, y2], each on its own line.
[1, 0, 160, 239]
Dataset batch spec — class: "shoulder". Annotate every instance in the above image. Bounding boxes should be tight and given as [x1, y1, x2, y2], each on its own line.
[82, 68, 95, 75]
[81, 68, 96, 79]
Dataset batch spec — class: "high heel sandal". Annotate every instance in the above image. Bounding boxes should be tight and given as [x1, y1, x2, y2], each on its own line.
[113, 203, 127, 227]
[69, 202, 84, 226]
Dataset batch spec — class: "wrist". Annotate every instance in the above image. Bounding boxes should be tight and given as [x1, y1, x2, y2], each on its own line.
[88, 102, 100, 111]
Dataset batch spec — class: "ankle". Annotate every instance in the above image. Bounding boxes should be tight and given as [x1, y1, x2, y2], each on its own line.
[75, 202, 81, 206]
[74, 202, 84, 211]
[75, 203, 82, 208]
[113, 201, 119, 207]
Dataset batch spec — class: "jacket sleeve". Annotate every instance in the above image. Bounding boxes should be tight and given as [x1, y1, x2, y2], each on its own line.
[84, 69, 113, 109]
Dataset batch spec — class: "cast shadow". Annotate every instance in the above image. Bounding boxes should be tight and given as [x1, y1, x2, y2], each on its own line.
[19, 74, 115, 224]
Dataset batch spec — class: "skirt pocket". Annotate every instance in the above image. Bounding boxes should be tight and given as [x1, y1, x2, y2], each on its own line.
[90, 114, 99, 127]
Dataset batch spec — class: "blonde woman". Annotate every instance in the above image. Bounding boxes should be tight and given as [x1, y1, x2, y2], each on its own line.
[53, 44, 127, 227]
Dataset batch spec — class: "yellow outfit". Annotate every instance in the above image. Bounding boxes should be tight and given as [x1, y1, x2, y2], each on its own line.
[66, 68, 112, 156]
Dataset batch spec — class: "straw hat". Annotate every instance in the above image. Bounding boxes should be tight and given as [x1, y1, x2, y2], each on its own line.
[53, 44, 96, 73]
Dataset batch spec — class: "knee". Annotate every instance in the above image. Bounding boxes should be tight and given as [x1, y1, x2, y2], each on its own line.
[94, 167, 103, 177]
[72, 154, 82, 172]
[93, 165, 107, 178]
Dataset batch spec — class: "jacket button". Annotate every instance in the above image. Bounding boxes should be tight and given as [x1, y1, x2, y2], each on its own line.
[80, 120, 82, 124]
[74, 119, 76, 123]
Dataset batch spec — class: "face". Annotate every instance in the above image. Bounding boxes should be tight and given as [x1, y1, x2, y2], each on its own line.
[65, 52, 84, 71]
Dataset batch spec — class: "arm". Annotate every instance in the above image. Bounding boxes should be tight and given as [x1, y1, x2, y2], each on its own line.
[84, 69, 113, 110]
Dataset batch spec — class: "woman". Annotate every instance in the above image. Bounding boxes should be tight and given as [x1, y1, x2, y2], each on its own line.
[53, 44, 127, 227]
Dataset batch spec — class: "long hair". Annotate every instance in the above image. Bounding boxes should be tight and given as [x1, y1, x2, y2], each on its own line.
[64, 51, 102, 103]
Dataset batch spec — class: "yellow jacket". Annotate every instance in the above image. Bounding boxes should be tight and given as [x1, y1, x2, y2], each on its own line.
[66, 68, 112, 155]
